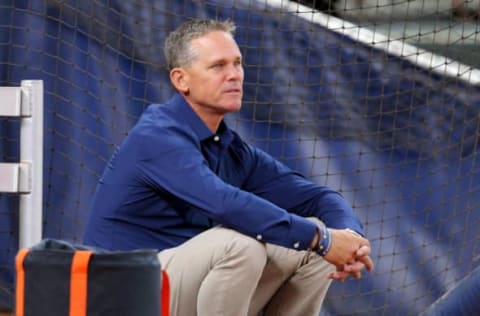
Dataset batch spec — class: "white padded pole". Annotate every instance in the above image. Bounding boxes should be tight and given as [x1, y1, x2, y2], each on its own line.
[0, 87, 21, 116]
[18, 80, 44, 248]
[0, 162, 30, 193]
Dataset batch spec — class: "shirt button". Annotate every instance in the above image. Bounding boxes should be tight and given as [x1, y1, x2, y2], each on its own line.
[256, 234, 263, 241]
[213, 135, 220, 142]
[293, 242, 300, 249]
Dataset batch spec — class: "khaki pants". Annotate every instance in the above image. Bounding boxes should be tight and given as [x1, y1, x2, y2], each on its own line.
[158, 226, 334, 316]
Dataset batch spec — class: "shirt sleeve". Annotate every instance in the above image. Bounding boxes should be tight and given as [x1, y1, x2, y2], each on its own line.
[242, 144, 365, 235]
[135, 128, 318, 251]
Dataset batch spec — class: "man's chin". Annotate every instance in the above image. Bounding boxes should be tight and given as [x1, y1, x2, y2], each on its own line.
[227, 102, 242, 112]
[222, 98, 242, 113]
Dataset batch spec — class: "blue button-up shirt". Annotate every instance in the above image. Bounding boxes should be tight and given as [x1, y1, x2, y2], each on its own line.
[84, 93, 363, 251]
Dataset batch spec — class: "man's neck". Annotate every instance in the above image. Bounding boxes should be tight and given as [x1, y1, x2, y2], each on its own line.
[185, 100, 223, 133]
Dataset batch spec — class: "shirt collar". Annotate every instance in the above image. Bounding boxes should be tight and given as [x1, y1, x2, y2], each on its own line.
[211, 120, 234, 146]
[168, 93, 234, 144]
[169, 93, 213, 141]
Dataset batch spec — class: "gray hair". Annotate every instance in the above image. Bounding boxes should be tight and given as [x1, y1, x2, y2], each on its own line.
[164, 19, 236, 70]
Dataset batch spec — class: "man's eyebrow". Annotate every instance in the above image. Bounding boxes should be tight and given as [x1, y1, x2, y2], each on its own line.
[208, 56, 242, 64]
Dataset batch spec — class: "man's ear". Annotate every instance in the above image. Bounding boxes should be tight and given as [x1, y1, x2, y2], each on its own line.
[170, 68, 189, 94]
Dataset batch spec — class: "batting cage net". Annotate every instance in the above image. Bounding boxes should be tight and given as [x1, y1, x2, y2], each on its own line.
[1, 1, 480, 315]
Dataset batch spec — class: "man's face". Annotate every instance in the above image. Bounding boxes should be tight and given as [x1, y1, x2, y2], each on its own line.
[181, 31, 244, 116]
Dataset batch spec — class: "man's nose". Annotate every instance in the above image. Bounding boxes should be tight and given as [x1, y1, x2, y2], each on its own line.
[226, 64, 243, 80]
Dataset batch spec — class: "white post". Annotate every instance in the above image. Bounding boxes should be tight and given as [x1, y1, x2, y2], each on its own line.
[18, 80, 43, 248]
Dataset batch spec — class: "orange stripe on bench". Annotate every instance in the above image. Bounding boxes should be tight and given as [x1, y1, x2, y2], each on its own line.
[69, 251, 92, 316]
[15, 249, 30, 316]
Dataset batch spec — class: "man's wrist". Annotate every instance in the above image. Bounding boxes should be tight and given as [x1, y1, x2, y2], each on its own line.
[345, 228, 362, 237]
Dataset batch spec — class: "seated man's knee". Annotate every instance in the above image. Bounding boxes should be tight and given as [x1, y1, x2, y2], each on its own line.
[223, 229, 268, 275]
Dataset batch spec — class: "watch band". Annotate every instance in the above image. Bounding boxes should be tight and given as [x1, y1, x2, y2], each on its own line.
[316, 222, 332, 256]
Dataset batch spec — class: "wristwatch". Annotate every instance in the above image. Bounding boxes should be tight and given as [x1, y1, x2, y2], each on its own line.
[316, 222, 332, 256]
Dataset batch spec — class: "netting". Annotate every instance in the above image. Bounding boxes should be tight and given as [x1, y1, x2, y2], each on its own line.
[1, 0, 480, 315]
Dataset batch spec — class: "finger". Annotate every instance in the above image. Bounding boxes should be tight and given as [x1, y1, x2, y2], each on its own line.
[327, 271, 338, 280]
[354, 253, 374, 271]
[355, 245, 374, 272]
[329, 269, 362, 281]
[352, 270, 362, 279]
[328, 270, 347, 279]
[344, 261, 365, 273]
[355, 244, 371, 257]
[360, 255, 375, 271]
[328, 271, 349, 282]
[345, 268, 362, 280]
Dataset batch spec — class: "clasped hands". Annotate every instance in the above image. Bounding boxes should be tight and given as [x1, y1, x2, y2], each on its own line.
[323, 228, 374, 282]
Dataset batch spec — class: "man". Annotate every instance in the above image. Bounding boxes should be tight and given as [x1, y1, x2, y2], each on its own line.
[84, 19, 374, 316]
